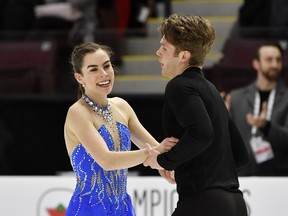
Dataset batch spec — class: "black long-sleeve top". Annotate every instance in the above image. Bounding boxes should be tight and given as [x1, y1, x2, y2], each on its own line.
[157, 67, 249, 198]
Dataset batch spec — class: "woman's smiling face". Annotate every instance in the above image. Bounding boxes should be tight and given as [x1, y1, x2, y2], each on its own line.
[76, 48, 115, 97]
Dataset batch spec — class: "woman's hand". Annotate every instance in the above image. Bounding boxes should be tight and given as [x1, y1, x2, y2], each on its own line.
[159, 170, 176, 184]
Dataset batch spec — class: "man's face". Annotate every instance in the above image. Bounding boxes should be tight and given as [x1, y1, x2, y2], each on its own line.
[155, 36, 182, 78]
[256, 46, 282, 81]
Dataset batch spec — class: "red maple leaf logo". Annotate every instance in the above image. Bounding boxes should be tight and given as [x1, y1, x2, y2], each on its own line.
[47, 204, 66, 216]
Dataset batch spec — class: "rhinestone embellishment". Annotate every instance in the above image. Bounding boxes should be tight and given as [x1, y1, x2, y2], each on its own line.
[82, 94, 114, 130]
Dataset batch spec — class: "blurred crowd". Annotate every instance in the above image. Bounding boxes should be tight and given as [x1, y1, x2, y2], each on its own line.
[0, 0, 168, 42]
[231, 0, 288, 39]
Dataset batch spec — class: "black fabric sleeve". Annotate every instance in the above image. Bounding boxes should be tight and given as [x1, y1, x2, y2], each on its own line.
[157, 80, 214, 170]
[229, 117, 249, 169]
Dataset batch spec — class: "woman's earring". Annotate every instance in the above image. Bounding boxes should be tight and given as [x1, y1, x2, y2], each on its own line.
[82, 84, 85, 88]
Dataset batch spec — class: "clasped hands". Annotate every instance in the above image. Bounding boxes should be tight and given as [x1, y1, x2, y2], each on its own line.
[143, 137, 178, 184]
[246, 102, 268, 128]
[221, 92, 268, 128]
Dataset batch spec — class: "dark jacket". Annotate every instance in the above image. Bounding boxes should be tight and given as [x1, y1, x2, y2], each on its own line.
[230, 81, 288, 176]
[157, 67, 249, 198]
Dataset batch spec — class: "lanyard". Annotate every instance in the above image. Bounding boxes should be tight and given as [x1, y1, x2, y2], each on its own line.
[251, 88, 276, 135]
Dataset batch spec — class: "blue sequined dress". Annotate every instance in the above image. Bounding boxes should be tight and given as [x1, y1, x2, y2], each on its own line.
[66, 122, 136, 216]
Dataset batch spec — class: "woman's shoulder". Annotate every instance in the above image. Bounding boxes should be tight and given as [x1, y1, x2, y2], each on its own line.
[109, 97, 133, 120]
[68, 99, 84, 111]
[109, 96, 129, 107]
[66, 99, 90, 119]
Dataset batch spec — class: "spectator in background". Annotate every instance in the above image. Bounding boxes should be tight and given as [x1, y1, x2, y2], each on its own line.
[0, 0, 9, 31]
[27, 0, 96, 42]
[230, 0, 288, 39]
[224, 42, 288, 176]
[1, 0, 95, 42]
[1, 0, 42, 40]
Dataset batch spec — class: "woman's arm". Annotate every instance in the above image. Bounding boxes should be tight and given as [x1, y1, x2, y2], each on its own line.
[65, 102, 149, 171]
[114, 97, 161, 148]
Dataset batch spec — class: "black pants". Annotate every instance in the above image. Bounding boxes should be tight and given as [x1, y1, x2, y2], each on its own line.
[172, 188, 248, 216]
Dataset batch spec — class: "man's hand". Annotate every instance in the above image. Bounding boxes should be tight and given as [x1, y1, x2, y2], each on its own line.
[220, 91, 231, 111]
[246, 102, 268, 128]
